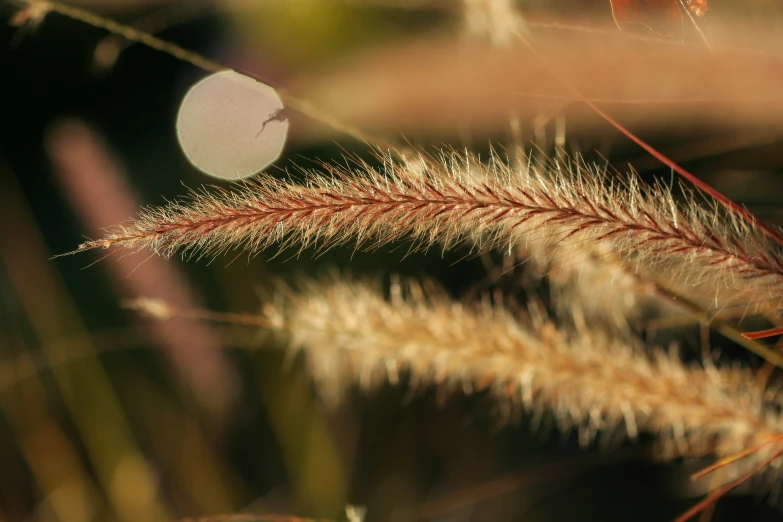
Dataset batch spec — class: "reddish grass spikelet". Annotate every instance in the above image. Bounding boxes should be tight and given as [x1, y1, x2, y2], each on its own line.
[70, 151, 783, 314]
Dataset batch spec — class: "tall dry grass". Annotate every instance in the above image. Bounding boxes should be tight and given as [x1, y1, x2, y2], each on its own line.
[5, 0, 783, 521]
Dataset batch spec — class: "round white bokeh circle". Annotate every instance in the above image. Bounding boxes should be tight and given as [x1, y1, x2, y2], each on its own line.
[176, 70, 288, 179]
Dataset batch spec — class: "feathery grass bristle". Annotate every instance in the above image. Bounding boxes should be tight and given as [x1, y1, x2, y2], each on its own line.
[72, 150, 783, 314]
[266, 276, 783, 483]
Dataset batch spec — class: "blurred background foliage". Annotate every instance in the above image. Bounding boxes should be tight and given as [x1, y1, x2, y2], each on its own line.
[2, 0, 783, 521]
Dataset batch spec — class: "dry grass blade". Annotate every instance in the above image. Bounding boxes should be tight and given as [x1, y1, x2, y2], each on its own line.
[294, 28, 783, 138]
[675, 440, 783, 522]
[743, 326, 783, 340]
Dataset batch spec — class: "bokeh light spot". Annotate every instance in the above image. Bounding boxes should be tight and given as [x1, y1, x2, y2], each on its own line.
[176, 70, 288, 180]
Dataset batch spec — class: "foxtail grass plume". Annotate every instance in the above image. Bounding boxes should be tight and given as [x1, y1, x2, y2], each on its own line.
[72, 151, 783, 315]
[226, 277, 783, 485]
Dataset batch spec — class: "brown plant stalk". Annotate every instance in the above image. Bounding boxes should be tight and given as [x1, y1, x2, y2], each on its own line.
[70, 152, 783, 315]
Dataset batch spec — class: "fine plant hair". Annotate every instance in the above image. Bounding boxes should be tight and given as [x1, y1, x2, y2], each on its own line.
[73, 151, 783, 316]
[131, 277, 783, 484]
[523, 240, 670, 329]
